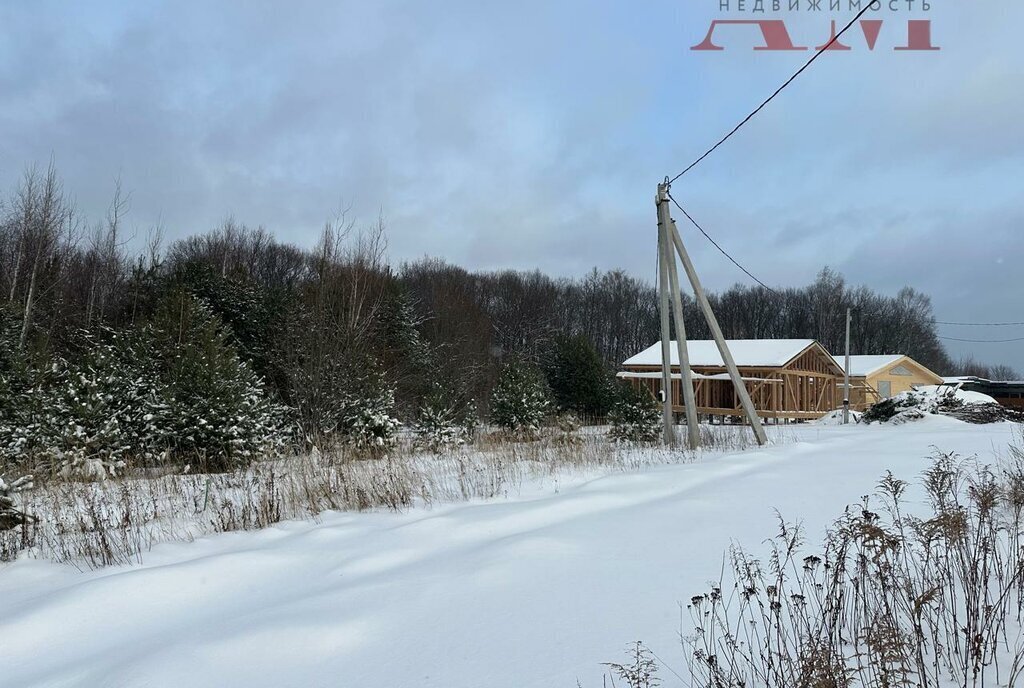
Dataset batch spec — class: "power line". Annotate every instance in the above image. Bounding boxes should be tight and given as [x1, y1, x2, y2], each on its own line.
[668, 3, 876, 184]
[667, 192, 777, 294]
[658, 196, 1023, 324]
[936, 320, 1024, 327]
[653, 201, 1022, 332]
[938, 335, 1024, 344]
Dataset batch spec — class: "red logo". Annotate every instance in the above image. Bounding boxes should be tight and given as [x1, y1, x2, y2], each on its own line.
[691, 19, 939, 51]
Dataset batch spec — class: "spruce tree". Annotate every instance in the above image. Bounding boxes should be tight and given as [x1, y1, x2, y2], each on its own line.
[34, 329, 168, 477]
[609, 383, 661, 444]
[152, 294, 287, 470]
[491, 360, 551, 436]
[413, 383, 475, 451]
[542, 335, 614, 416]
[335, 366, 400, 453]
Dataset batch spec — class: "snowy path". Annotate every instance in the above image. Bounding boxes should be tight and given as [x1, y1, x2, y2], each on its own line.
[0, 419, 1017, 688]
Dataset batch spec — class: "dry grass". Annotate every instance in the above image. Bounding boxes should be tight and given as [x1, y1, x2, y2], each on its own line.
[679, 444, 1024, 688]
[0, 425, 770, 570]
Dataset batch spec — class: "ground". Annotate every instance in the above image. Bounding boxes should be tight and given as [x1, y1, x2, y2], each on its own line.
[0, 418, 1018, 688]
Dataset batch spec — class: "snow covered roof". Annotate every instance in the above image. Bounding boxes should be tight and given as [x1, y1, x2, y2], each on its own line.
[623, 339, 817, 368]
[831, 355, 906, 378]
[944, 376, 1024, 386]
[616, 371, 782, 383]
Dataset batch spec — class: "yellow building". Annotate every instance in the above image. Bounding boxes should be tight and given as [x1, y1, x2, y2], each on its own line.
[834, 355, 944, 410]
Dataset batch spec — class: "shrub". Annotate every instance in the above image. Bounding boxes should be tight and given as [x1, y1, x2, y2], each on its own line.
[414, 402, 468, 452]
[490, 361, 551, 436]
[0, 328, 170, 477]
[336, 371, 400, 453]
[609, 384, 661, 444]
[0, 474, 33, 533]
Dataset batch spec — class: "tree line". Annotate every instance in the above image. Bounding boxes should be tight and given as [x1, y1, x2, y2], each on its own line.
[0, 164, 1015, 471]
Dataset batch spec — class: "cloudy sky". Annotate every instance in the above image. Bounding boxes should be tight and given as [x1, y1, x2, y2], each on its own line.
[2, 1, 1022, 369]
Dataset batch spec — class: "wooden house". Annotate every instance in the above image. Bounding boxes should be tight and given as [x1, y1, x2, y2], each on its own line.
[619, 339, 846, 421]
[833, 355, 944, 411]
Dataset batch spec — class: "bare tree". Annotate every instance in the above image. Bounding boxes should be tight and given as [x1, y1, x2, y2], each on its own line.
[9, 162, 78, 350]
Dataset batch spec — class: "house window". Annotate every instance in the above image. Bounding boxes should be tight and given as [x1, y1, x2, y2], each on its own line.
[889, 365, 913, 376]
[878, 381, 892, 398]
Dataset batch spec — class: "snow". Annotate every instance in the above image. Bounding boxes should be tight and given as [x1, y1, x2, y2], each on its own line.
[911, 384, 999, 406]
[622, 338, 817, 368]
[813, 408, 863, 425]
[616, 371, 782, 383]
[0, 420, 1019, 688]
[831, 354, 905, 377]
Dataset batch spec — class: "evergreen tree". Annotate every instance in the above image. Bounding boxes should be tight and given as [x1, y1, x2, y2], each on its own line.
[542, 335, 614, 416]
[378, 289, 432, 416]
[0, 324, 169, 476]
[490, 360, 551, 435]
[335, 366, 400, 452]
[168, 262, 296, 398]
[608, 383, 661, 444]
[413, 383, 475, 451]
[0, 307, 32, 468]
[152, 294, 287, 470]
[35, 329, 168, 477]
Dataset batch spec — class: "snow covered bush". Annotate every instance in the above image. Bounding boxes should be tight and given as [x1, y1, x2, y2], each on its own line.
[553, 413, 583, 446]
[413, 384, 477, 452]
[0, 306, 30, 465]
[863, 386, 1020, 425]
[413, 402, 468, 452]
[330, 368, 400, 453]
[0, 474, 33, 533]
[37, 330, 168, 478]
[338, 387, 400, 453]
[0, 308, 290, 476]
[490, 361, 551, 437]
[609, 384, 661, 444]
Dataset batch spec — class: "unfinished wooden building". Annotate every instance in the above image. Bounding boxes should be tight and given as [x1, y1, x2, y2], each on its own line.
[619, 339, 846, 421]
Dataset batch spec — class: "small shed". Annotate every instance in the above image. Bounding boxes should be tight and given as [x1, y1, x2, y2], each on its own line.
[619, 339, 845, 421]
[834, 355, 944, 410]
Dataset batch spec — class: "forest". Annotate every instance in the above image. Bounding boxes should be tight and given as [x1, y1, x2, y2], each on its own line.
[0, 164, 1015, 474]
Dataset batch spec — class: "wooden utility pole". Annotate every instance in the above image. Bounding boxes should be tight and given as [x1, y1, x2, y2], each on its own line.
[657, 186, 701, 448]
[656, 209, 677, 446]
[843, 308, 851, 424]
[662, 184, 768, 446]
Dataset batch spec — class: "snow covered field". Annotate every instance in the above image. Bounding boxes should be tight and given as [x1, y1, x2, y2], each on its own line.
[0, 418, 1019, 688]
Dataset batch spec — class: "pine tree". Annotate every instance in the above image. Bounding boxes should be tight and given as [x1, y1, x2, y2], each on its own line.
[35, 329, 168, 477]
[378, 289, 432, 415]
[542, 335, 614, 416]
[152, 294, 287, 470]
[490, 360, 551, 436]
[413, 383, 475, 451]
[0, 306, 36, 468]
[0, 474, 33, 532]
[335, 366, 400, 453]
[609, 383, 661, 444]
[0, 322, 170, 476]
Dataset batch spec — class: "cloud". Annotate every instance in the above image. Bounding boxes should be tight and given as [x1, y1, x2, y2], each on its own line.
[0, 0, 1021, 369]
